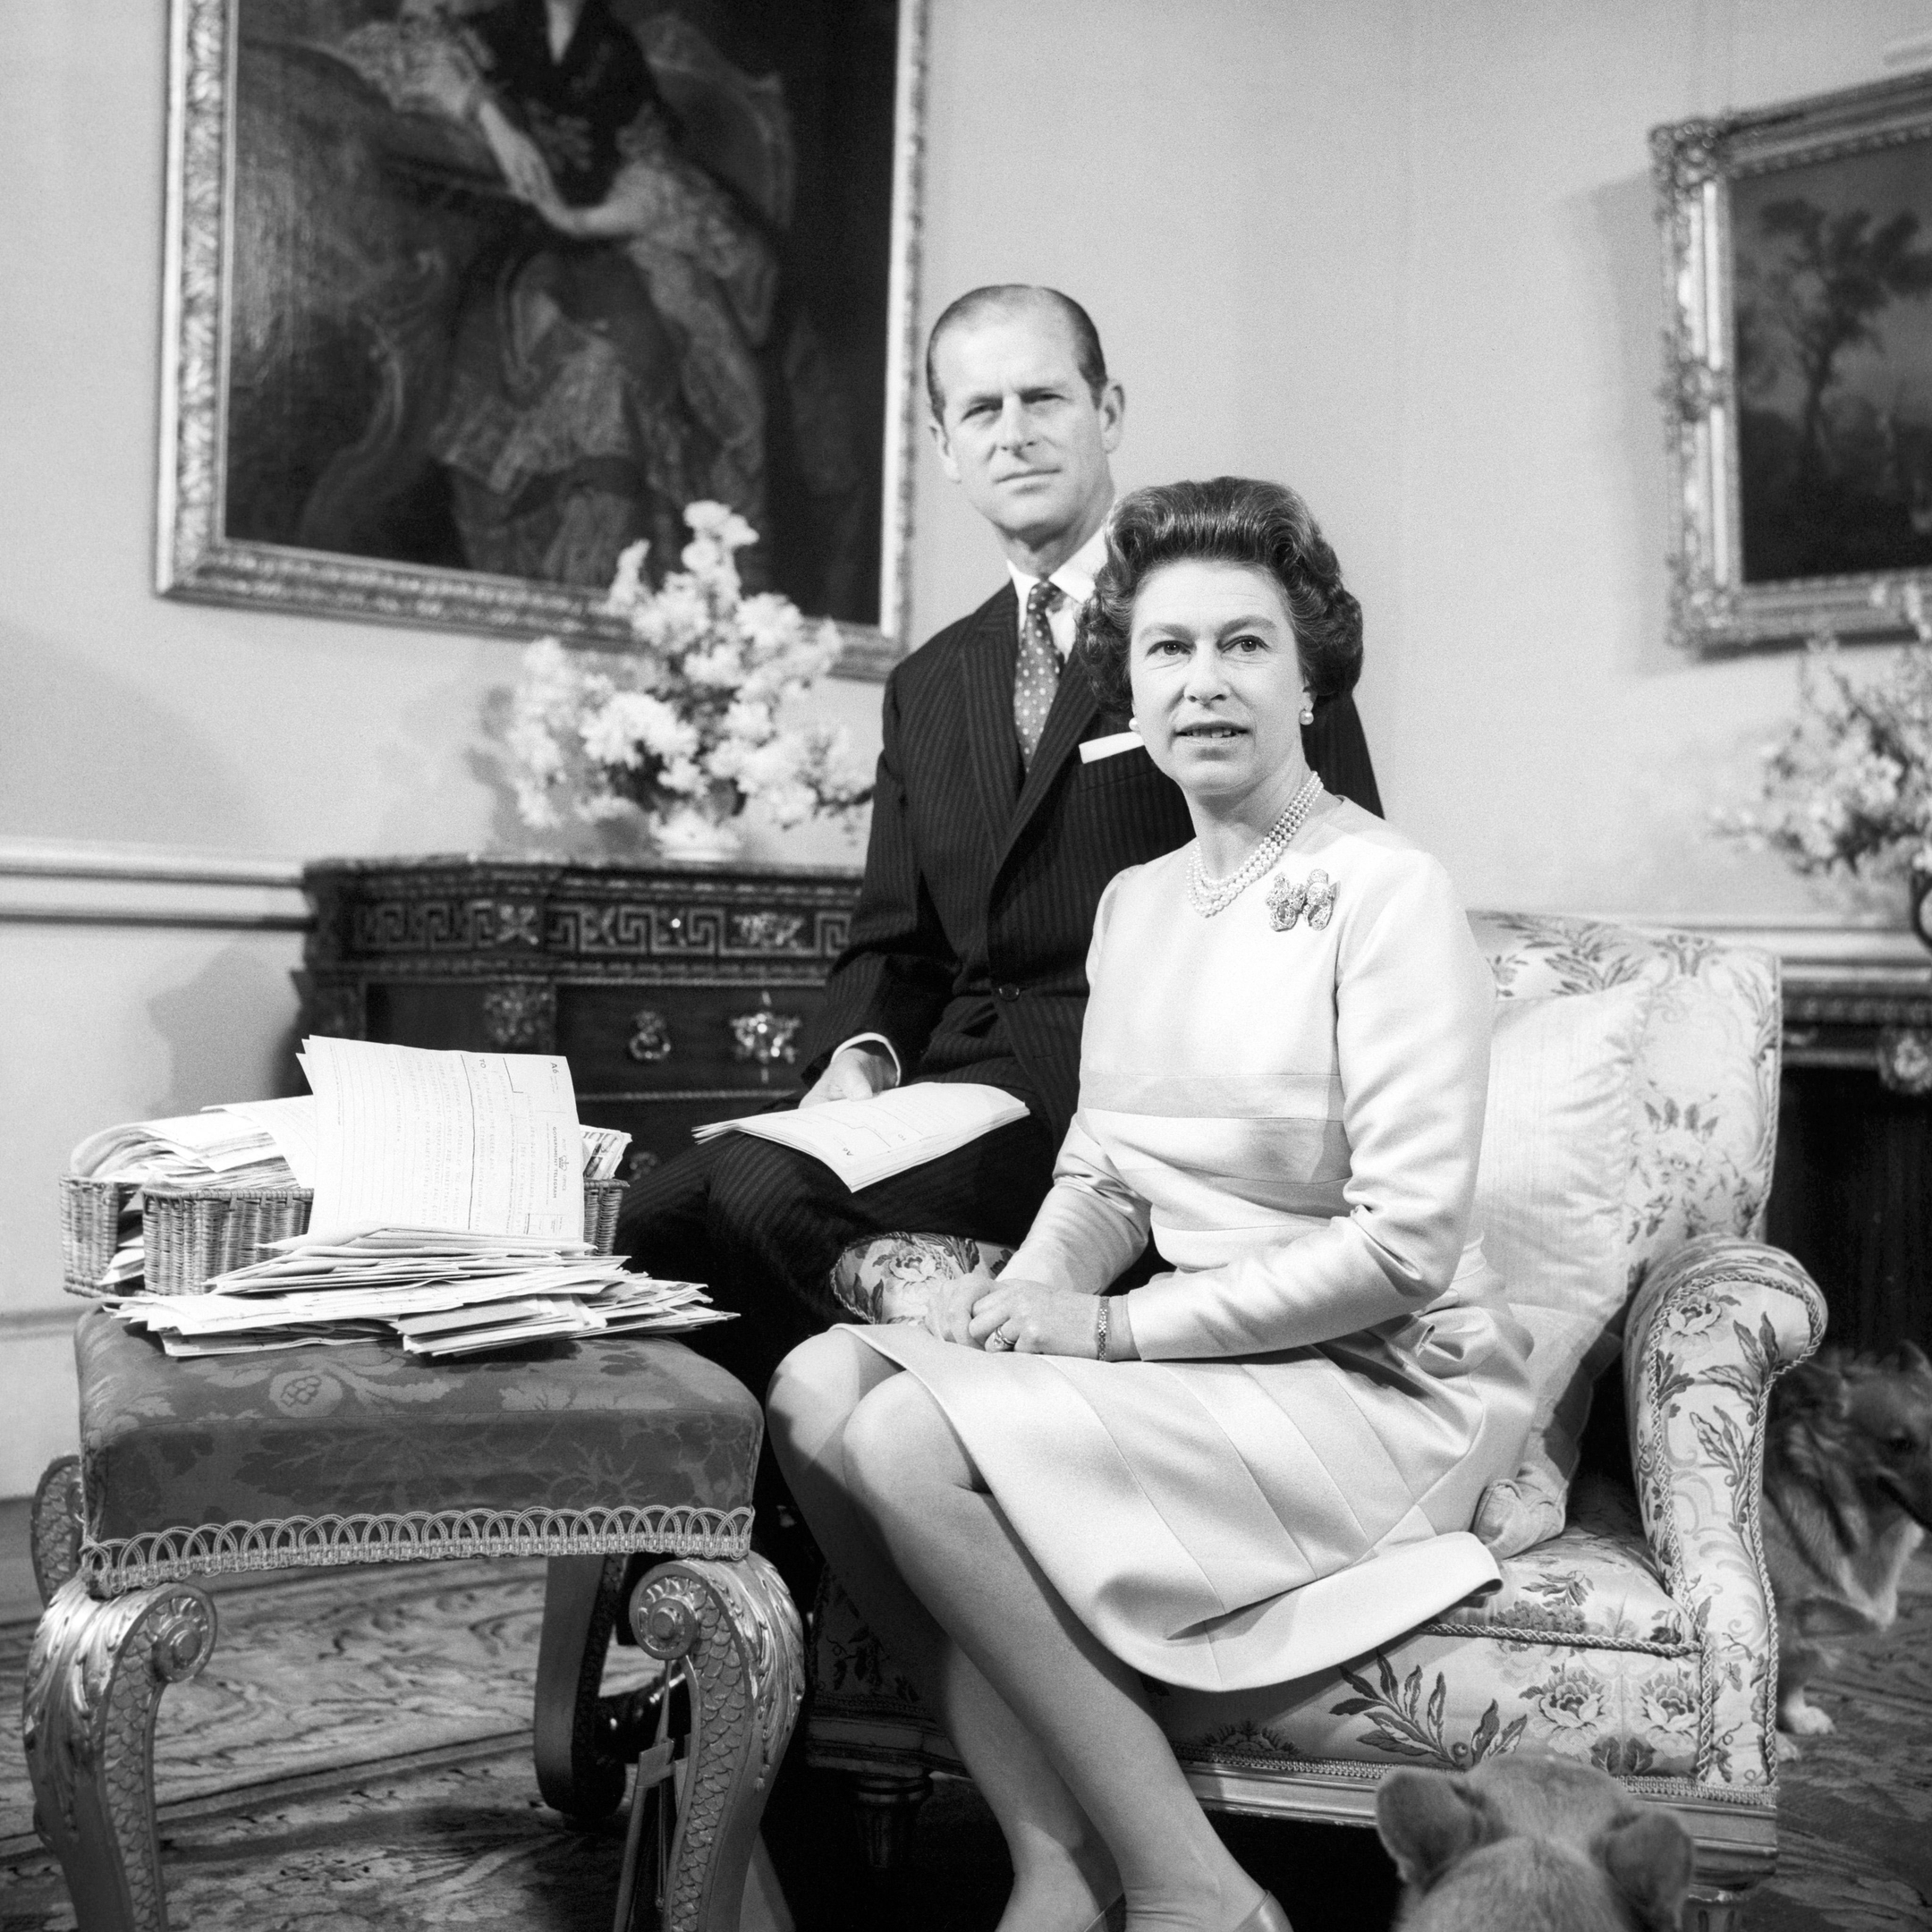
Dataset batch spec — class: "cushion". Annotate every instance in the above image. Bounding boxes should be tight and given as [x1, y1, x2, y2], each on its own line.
[1470, 985, 1650, 1555]
[72, 1309, 761, 1588]
[812, 1486, 1706, 1782]
[1472, 912, 1781, 1287]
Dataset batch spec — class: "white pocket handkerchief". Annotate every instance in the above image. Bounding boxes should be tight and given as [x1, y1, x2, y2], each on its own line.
[1080, 731, 1144, 764]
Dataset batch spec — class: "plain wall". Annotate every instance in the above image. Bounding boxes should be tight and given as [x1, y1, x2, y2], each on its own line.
[4, 0, 1924, 1488]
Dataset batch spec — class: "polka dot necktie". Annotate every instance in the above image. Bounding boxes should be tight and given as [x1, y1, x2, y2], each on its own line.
[1014, 580, 1065, 769]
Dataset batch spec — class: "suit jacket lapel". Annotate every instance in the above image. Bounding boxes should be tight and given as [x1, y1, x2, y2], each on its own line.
[955, 585, 1022, 854]
[1001, 652, 1102, 868]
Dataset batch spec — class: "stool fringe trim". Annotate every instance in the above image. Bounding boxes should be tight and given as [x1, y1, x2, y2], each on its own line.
[79, 1504, 754, 1594]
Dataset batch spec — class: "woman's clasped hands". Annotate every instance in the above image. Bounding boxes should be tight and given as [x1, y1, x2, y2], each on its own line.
[920, 1266, 1106, 1357]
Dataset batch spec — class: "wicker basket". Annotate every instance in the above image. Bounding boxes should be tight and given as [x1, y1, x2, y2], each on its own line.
[59, 1175, 137, 1297]
[63, 1176, 629, 1298]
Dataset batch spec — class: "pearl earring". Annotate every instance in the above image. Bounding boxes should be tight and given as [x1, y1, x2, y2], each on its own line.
[1299, 696, 1316, 725]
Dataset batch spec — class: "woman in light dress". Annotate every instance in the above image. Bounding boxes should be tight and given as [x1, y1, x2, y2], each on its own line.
[767, 478, 1535, 1932]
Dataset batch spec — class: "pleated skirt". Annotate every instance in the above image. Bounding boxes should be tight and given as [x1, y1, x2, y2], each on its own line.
[849, 1279, 1534, 1692]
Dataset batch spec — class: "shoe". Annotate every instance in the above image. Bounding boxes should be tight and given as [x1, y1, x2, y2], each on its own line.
[1228, 1894, 1292, 1932]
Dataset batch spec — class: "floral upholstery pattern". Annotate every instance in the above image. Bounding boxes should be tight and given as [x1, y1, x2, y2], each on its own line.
[828, 1234, 1013, 1323]
[1472, 913, 1782, 1297]
[1623, 1235, 1826, 1791]
[73, 1310, 761, 1590]
[809, 914, 1822, 1842]
[814, 1478, 1709, 1781]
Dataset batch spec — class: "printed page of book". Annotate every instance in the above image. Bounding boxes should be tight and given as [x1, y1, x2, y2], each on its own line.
[692, 1083, 1029, 1191]
[303, 1038, 585, 1243]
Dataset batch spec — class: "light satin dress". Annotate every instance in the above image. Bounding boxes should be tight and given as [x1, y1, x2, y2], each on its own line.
[853, 794, 1535, 1692]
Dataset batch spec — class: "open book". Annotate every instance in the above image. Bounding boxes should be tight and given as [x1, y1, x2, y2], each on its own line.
[692, 1082, 1030, 1191]
[100, 1038, 720, 1357]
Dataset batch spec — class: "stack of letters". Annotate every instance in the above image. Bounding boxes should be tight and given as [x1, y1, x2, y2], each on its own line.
[94, 1037, 723, 1358]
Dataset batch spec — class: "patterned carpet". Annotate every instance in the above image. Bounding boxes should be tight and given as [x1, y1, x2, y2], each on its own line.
[2, 1556, 1927, 1930]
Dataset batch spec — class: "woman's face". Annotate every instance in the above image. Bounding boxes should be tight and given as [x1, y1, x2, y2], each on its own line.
[1127, 559, 1309, 808]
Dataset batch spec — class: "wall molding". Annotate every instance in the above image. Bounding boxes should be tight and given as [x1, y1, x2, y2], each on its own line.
[0, 838, 310, 931]
[0, 1307, 80, 1341]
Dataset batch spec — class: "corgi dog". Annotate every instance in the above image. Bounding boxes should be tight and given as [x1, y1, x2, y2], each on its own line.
[1763, 1340, 1932, 1752]
[1375, 1754, 1692, 1931]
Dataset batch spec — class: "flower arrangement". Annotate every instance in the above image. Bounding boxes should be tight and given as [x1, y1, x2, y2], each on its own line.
[505, 504, 872, 849]
[1716, 583, 1932, 894]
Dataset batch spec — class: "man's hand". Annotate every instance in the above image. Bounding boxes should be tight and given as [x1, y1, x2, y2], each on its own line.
[801, 1042, 896, 1109]
[968, 1276, 1120, 1357]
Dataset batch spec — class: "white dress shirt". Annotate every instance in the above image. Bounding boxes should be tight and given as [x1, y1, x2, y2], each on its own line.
[1005, 520, 1111, 660]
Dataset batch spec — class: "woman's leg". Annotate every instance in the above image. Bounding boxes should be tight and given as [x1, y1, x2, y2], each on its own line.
[840, 1370, 1267, 1932]
[767, 1333, 1121, 1931]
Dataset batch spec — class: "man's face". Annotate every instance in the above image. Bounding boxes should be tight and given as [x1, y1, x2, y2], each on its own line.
[928, 304, 1124, 553]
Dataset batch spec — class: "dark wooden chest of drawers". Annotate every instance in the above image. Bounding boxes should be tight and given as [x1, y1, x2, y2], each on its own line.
[300, 857, 863, 1180]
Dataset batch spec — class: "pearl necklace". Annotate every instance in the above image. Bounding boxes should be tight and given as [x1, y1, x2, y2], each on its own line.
[1186, 773, 1324, 918]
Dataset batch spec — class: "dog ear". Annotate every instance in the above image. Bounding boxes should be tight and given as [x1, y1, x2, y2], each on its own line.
[1599, 1807, 1694, 1930]
[1375, 1770, 1486, 1890]
[1885, 1339, 1932, 1380]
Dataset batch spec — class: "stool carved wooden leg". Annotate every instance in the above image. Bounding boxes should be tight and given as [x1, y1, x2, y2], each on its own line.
[30, 1454, 84, 1604]
[630, 1555, 803, 1932]
[534, 1551, 634, 1819]
[21, 1576, 217, 1932]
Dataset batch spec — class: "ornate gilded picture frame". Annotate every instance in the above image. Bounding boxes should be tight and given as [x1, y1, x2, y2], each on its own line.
[1654, 70, 1932, 655]
[157, 0, 928, 680]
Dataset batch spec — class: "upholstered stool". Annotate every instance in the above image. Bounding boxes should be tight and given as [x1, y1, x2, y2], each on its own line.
[24, 1309, 801, 1932]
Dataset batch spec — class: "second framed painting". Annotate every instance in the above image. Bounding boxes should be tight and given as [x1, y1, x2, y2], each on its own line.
[1656, 69, 1932, 655]
[157, 0, 928, 677]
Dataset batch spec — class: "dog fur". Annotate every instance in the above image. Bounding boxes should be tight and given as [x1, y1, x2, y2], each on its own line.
[1762, 1340, 1932, 1755]
[1374, 1754, 1693, 1931]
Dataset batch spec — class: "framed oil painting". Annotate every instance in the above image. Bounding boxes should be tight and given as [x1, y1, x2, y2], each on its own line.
[1654, 70, 1932, 655]
[157, 0, 928, 678]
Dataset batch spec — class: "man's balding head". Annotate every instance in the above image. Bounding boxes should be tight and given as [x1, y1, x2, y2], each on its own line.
[924, 285, 1109, 421]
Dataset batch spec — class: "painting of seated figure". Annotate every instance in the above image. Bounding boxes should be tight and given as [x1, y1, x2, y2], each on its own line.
[161, 0, 924, 671]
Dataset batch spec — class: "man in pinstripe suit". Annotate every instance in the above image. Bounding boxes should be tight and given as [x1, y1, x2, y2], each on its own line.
[617, 285, 1379, 1399]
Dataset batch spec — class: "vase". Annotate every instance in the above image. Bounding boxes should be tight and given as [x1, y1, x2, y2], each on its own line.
[648, 802, 744, 863]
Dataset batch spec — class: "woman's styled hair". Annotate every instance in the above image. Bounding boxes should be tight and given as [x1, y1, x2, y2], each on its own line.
[1078, 478, 1362, 716]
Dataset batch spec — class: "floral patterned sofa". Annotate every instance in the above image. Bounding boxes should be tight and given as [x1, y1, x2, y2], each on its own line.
[806, 913, 1826, 1932]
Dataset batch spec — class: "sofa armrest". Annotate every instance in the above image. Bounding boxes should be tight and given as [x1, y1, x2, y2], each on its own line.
[827, 1235, 1014, 1325]
[1623, 1233, 1826, 1789]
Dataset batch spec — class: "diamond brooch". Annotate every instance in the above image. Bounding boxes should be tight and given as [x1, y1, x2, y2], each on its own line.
[1267, 869, 1336, 932]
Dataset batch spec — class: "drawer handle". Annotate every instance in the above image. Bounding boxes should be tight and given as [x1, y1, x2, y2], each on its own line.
[626, 1009, 674, 1063]
[730, 994, 803, 1080]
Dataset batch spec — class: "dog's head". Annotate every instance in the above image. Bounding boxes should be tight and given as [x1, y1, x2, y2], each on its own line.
[1782, 1342, 1932, 1533]
[1844, 1341, 1932, 1530]
[1375, 1755, 1693, 1931]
